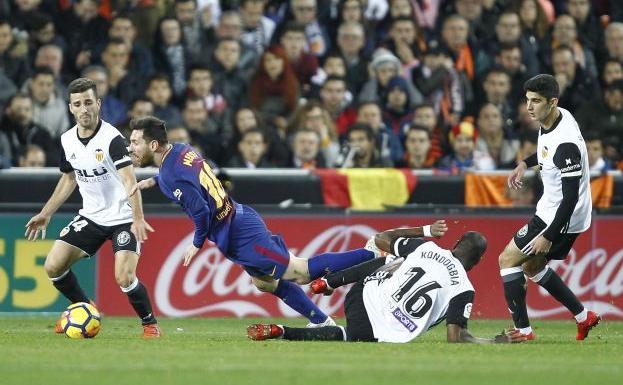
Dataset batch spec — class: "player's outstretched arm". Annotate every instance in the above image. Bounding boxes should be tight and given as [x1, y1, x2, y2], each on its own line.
[447, 324, 526, 344]
[129, 177, 157, 197]
[119, 165, 154, 243]
[374, 220, 448, 252]
[25, 172, 77, 241]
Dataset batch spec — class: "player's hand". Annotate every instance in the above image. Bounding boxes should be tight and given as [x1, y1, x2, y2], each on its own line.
[508, 162, 527, 190]
[430, 220, 448, 238]
[25, 213, 50, 241]
[531, 235, 552, 255]
[129, 178, 156, 197]
[494, 329, 528, 343]
[131, 218, 155, 243]
[182, 244, 200, 266]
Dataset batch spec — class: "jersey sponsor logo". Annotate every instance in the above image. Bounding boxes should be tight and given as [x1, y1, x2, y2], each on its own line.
[95, 149, 104, 162]
[173, 189, 183, 200]
[70, 153, 76, 160]
[463, 303, 472, 318]
[541, 146, 548, 158]
[117, 231, 131, 246]
[565, 158, 572, 165]
[517, 224, 528, 238]
[392, 307, 417, 332]
[560, 163, 581, 173]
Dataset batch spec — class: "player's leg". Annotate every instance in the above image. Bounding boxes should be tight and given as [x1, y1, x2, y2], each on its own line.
[49, 215, 105, 304]
[498, 218, 545, 336]
[524, 234, 601, 340]
[111, 225, 159, 337]
[247, 323, 346, 341]
[250, 274, 330, 325]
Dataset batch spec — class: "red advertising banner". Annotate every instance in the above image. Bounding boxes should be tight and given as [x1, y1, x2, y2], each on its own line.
[97, 215, 623, 320]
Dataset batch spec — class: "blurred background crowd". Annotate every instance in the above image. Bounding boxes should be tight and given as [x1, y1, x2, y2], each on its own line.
[0, 0, 621, 174]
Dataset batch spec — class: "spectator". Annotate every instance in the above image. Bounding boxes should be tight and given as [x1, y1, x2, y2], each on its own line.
[335, 21, 369, 95]
[182, 96, 223, 161]
[0, 93, 58, 166]
[411, 43, 463, 128]
[566, 0, 604, 54]
[288, 101, 339, 167]
[0, 129, 11, 168]
[408, 103, 448, 163]
[384, 16, 426, 72]
[153, 17, 191, 99]
[18, 144, 46, 167]
[338, 123, 393, 168]
[603, 22, 623, 70]
[552, 45, 600, 112]
[495, 43, 530, 108]
[382, 75, 413, 135]
[287, 128, 325, 169]
[166, 126, 192, 144]
[394, 124, 435, 169]
[240, 0, 276, 55]
[477, 67, 514, 127]
[513, 100, 540, 133]
[0, 18, 31, 88]
[105, 14, 155, 80]
[546, 14, 598, 78]
[24, 12, 67, 69]
[24, 66, 70, 138]
[474, 103, 519, 169]
[145, 74, 183, 127]
[82, 65, 127, 126]
[584, 132, 612, 173]
[34, 44, 69, 96]
[287, 0, 330, 57]
[602, 59, 623, 86]
[280, 22, 318, 94]
[436, 121, 494, 173]
[230, 106, 289, 166]
[187, 64, 228, 120]
[101, 38, 145, 106]
[174, 0, 206, 60]
[118, 98, 154, 137]
[357, 101, 402, 164]
[249, 45, 300, 132]
[211, 38, 249, 112]
[226, 127, 272, 168]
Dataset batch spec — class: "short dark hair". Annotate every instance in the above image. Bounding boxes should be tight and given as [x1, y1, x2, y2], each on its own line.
[413, 102, 435, 113]
[405, 123, 431, 139]
[454, 231, 487, 270]
[241, 127, 266, 142]
[33, 66, 55, 79]
[130, 116, 168, 146]
[68, 77, 98, 98]
[523, 74, 559, 99]
[583, 131, 602, 143]
[323, 75, 346, 87]
[347, 123, 375, 141]
[282, 21, 306, 36]
[497, 42, 521, 55]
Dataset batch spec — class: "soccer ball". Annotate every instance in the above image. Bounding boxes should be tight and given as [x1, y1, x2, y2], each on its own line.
[60, 302, 101, 338]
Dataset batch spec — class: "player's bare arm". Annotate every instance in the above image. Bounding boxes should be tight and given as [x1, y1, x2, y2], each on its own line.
[129, 177, 157, 197]
[446, 324, 526, 344]
[374, 220, 448, 252]
[508, 160, 528, 189]
[25, 172, 77, 241]
[118, 165, 154, 243]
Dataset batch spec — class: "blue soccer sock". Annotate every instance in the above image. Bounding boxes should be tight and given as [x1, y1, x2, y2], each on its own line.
[307, 248, 375, 280]
[273, 280, 327, 324]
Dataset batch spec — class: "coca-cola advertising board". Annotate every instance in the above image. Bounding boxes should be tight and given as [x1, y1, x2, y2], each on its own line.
[97, 215, 623, 320]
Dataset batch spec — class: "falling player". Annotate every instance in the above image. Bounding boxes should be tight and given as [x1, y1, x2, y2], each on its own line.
[500, 74, 600, 340]
[25, 78, 161, 338]
[247, 227, 524, 344]
[128, 116, 380, 326]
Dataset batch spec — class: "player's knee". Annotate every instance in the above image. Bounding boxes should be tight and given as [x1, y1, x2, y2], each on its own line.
[522, 259, 544, 278]
[252, 278, 278, 293]
[498, 243, 518, 269]
[115, 272, 136, 289]
[44, 258, 63, 278]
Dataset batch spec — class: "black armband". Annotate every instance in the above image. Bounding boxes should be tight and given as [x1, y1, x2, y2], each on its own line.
[522, 153, 538, 168]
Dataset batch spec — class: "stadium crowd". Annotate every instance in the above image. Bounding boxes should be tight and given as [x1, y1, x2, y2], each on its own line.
[0, 0, 622, 174]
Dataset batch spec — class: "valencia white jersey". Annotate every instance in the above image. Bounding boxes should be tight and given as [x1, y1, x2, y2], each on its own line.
[59, 120, 133, 226]
[363, 238, 475, 343]
[536, 108, 592, 233]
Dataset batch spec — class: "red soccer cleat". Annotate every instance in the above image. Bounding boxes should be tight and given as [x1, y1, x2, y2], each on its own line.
[508, 329, 536, 342]
[576, 311, 601, 341]
[247, 324, 283, 341]
[142, 323, 162, 338]
[310, 278, 333, 295]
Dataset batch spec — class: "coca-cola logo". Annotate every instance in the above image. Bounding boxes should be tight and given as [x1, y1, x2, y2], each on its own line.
[154, 225, 378, 318]
[528, 247, 623, 317]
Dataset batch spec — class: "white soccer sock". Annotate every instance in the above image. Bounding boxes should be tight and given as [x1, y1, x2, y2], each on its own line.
[575, 308, 588, 323]
[518, 326, 533, 335]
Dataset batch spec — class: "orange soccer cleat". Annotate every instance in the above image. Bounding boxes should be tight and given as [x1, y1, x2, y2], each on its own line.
[309, 278, 333, 295]
[247, 324, 283, 341]
[142, 323, 162, 338]
[576, 311, 601, 341]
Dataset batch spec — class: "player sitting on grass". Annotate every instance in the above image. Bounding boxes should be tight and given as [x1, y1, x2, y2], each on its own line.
[248, 225, 526, 344]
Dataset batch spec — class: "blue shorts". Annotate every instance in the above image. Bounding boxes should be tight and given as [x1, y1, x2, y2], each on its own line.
[227, 204, 290, 279]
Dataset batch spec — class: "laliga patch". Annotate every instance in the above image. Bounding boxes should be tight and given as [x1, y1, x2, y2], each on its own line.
[392, 307, 417, 332]
[517, 224, 528, 238]
[463, 303, 473, 318]
[541, 146, 548, 158]
[94, 149, 104, 162]
[117, 231, 131, 246]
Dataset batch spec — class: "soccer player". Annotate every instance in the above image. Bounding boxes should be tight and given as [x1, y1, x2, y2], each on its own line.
[128, 116, 378, 326]
[500, 74, 600, 340]
[247, 227, 523, 344]
[24, 78, 161, 338]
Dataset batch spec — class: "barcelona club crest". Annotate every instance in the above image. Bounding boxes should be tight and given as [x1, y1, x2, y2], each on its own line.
[95, 149, 104, 162]
[541, 146, 548, 158]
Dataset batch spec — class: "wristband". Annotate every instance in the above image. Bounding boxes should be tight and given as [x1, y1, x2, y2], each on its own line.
[423, 225, 432, 237]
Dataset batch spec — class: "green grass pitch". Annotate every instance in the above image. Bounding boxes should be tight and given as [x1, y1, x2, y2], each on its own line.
[0, 316, 621, 385]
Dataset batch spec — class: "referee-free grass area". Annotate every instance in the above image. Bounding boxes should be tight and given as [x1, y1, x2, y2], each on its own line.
[0, 316, 620, 385]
